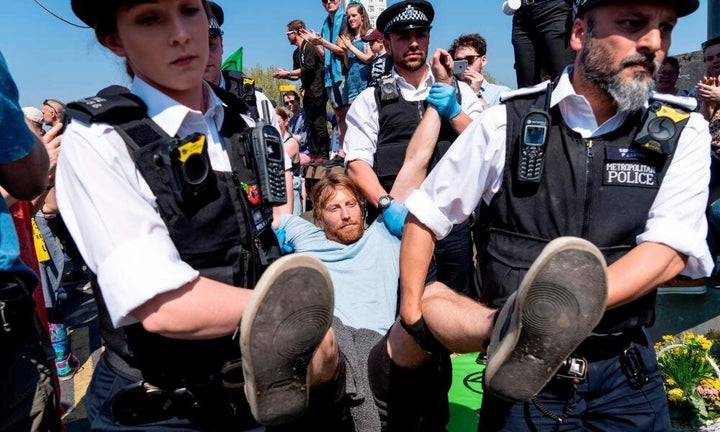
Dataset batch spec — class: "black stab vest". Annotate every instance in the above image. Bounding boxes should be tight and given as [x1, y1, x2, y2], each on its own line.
[373, 85, 459, 192]
[68, 89, 279, 387]
[479, 93, 677, 333]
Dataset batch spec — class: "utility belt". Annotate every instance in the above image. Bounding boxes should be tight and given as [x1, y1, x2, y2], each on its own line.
[552, 327, 648, 384]
[0, 271, 36, 343]
[104, 349, 257, 428]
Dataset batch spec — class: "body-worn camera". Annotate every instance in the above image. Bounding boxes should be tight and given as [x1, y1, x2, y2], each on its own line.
[380, 75, 399, 102]
[167, 133, 219, 206]
[634, 100, 690, 155]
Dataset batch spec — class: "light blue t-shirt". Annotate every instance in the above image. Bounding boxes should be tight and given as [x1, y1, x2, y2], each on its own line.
[0, 51, 37, 276]
[278, 215, 400, 334]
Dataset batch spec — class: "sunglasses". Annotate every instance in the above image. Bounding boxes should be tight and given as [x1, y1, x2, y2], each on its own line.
[453, 55, 482, 63]
[43, 100, 58, 116]
[284, 99, 297, 104]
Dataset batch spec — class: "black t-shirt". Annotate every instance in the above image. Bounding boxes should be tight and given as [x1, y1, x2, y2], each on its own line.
[293, 41, 326, 100]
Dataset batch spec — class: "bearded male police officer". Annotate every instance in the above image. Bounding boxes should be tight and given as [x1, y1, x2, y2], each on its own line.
[397, 0, 713, 430]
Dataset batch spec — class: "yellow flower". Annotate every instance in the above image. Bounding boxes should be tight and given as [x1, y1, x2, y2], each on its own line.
[685, 332, 696, 342]
[663, 335, 674, 343]
[668, 388, 684, 402]
[666, 377, 677, 387]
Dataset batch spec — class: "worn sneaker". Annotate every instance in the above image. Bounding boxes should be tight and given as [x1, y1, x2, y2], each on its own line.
[240, 255, 334, 426]
[657, 276, 707, 295]
[56, 353, 80, 381]
[484, 237, 608, 403]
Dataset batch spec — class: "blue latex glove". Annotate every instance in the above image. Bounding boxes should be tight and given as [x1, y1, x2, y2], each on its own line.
[273, 228, 295, 254]
[381, 200, 409, 238]
[426, 82, 461, 120]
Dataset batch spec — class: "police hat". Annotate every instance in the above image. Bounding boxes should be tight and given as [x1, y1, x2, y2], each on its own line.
[573, 0, 699, 19]
[71, 0, 222, 29]
[71, 0, 121, 28]
[208, 1, 224, 27]
[376, 0, 434, 36]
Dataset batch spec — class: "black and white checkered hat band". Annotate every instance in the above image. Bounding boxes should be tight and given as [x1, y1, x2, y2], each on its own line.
[386, 5, 429, 29]
[209, 16, 221, 31]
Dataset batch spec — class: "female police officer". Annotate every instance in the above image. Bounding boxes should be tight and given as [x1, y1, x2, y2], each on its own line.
[56, 1, 336, 429]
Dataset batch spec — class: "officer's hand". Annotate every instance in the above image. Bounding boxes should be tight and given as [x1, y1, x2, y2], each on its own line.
[380, 200, 408, 238]
[429, 49, 453, 84]
[273, 228, 295, 254]
[427, 83, 461, 120]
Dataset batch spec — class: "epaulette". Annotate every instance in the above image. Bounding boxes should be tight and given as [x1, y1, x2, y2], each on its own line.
[648, 91, 697, 113]
[65, 93, 147, 126]
[499, 80, 550, 103]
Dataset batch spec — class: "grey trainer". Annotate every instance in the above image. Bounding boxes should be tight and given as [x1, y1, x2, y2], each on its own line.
[484, 237, 607, 403]
[240, 255, 334, 425]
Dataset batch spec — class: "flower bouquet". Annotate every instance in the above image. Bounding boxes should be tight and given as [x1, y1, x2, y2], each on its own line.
[656, 331, 720, 429]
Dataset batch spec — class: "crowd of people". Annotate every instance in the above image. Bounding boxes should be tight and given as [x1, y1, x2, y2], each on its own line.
[1, 0, 719, 431]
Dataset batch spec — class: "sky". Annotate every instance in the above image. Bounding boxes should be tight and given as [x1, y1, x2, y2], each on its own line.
[0, 0, 712, 109]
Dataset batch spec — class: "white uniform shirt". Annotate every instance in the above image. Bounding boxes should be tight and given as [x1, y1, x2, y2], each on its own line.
[405, 67, 714, 278]
[344, 64, 485, 167]
[56, 77, 286, 328]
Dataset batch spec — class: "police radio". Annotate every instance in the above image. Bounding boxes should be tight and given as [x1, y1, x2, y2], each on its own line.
[517, 83, 553, 183]
[250, 101, 287, 205]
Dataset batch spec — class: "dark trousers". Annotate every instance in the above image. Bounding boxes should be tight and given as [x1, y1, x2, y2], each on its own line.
[304, 95, 330, 157]
[87, 352, 353, 431]
[368, 333, 452, 432]
[432, 220, 473, 298]
[478, 329, 670, 431]
[0, 314, 60, 432]
[512, 0, 576, 87]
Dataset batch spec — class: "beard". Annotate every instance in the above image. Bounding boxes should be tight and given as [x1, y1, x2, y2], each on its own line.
[393, 50, 427, 73]
[580, 34, 659, 112]
[325, 220, 365, 245]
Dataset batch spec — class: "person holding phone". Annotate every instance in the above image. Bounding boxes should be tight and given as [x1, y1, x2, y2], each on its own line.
[449, 33, 510, 108]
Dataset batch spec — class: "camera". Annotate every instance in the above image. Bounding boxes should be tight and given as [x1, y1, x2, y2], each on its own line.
[453, 60, 468, 77]
[380, 75, 399, 101]
[167, 133, 219, 207]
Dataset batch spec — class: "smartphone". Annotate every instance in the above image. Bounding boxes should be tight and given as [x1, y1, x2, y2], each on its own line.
[453, 60, 468, 77]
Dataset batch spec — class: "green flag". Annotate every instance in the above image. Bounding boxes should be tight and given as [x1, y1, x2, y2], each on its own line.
[222, 46, 243, 72]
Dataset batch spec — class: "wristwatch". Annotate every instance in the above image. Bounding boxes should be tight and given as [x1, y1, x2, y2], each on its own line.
[378, 194, 394, 213]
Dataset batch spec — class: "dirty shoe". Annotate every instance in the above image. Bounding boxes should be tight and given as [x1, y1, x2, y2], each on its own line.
[484, 237, 607, 402]
[240, 255, 334, 425]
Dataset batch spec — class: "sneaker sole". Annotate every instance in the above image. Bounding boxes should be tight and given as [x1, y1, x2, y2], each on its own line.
[240, 255, 334, 425]
[484, 237, 607, 402]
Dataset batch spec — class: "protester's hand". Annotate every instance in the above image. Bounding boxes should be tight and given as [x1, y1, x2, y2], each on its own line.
[380, 200, 408, 238]
[429, 48, 453, 85]
[272, 68, 288, 79]
[42, 123, 62, 175]
[338, 34, 351, 49]
[426, 83, 462, 119]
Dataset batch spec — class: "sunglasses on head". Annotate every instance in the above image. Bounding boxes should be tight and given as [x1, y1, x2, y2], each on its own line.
[43, 100, 58, 116]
